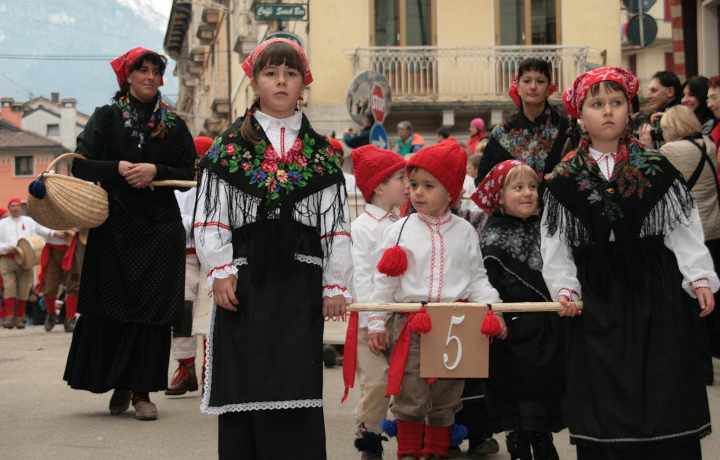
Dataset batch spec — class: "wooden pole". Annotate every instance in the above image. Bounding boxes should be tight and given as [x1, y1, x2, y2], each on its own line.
[348, 301, 582, 313]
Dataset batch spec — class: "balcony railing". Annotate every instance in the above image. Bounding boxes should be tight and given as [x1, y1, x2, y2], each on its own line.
[348, 46, 606, 103]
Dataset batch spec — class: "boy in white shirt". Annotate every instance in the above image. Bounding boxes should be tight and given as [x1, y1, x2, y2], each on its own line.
[0, 197, 58, 329]
[343, 144, 407, 460]
[371, 142, 501, 460]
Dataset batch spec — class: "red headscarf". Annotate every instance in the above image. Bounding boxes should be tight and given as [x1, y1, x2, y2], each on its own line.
[110, 47, 164, 90]
[562, 66, 639, 119]
[508, 78, 558, 108]
[241, 38, 313, 86]
[471, 160, 526, 213]
[7, 197, 22, 207]
[193, 136, 214, 158]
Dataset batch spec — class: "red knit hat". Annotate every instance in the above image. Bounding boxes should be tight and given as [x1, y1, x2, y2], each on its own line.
[193, 136, 214, 158]
[351, 145, 406, 202]
[407, 141, 467, 203]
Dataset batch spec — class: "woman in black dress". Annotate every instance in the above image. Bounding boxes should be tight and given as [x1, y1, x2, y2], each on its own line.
[63, 47, 195, 421]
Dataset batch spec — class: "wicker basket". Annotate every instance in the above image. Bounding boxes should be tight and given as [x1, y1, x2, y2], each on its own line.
[27, 153, 109, 230]
[27, 154, 197, 230]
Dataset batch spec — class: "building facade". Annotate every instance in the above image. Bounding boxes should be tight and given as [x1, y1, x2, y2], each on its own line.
[0, 120, 66, 206]
[164, 0, 621, 140]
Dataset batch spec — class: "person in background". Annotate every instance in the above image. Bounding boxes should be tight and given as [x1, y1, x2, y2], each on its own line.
[641, 70, 683, 148]
[706, 76, 720, 151]
[165, 135, 214, 397]
[477, 58, 569, 181]
[682, 76, 715, 135]
[468, 118, 488, 155]
[344, 113, 374, 149]
[0, 198, 58, 329]
[659, 105, 720, 381]
[462, 154, 482, 214]
[394, 121, 425, 157]
[436, 126, 452, 142]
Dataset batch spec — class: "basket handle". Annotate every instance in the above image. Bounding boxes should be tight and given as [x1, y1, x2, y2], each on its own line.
[45, 152, 87, 174]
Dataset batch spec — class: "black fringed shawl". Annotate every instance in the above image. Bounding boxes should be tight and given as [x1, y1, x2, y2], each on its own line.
[196, 114, 346, 283]
[543, 138, 694, 249]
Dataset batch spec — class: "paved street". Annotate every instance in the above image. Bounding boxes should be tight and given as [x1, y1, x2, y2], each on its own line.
[1, 326, 718, 459]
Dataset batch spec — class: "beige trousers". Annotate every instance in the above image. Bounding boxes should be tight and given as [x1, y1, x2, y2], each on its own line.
[0, 256, 33, 301]
[356, 327, 390, 433]
[387, 314, 464, 427]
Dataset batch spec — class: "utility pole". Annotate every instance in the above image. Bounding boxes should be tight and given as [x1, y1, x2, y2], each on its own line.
[226, 3, 233, 124]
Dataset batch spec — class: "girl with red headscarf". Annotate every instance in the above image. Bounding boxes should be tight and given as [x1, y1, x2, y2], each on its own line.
[63, 47, 196, 421]
[542, 67, 717, 460]
[477, 58, 569, 183]
[194, 35, 351, 459]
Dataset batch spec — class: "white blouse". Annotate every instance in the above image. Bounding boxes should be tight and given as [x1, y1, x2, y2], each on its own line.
[175, 188, 197, 249]
[253, 110, 302, 157]
[371, 211, 501, 332]
[351, 203, 398, 329]
[541, 147, 720, 300]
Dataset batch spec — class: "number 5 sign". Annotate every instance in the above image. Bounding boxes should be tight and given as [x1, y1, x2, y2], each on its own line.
[419, 306, 490, 379]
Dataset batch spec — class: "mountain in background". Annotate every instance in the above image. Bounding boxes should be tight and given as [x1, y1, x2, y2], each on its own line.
[0, 0, 177, 115]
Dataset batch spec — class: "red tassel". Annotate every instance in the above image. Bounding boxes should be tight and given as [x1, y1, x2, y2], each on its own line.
[481, 310, 503, 337]
[409, 309, 432, 334]
[341, 312, 359, 403]
[377, 245, 408, 277]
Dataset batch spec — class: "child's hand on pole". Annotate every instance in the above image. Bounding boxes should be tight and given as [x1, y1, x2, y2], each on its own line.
[558, 295, 582, 317]
[695, 286, 715, 317]
[213, 276, 238, 311]
[323, 294, 346, 320]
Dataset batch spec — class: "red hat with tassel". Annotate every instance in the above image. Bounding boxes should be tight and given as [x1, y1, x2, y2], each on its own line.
[351, 144, 406, 202]
[407, 141, 467, 203]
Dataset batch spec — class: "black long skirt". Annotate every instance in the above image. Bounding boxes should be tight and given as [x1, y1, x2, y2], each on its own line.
[218, 408, 326, 460]
[486, 312, 565, 433]
[567, 241, 711, 448]
[576, 438, 702, 460]
[63, 315, 171, 393]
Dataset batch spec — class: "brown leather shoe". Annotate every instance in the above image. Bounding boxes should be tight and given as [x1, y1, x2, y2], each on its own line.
[2, 317, 14, 329]
[109, 389, 132, 415]
[165, 359, 198, 396]
[132, 393, 158, 421]
[14, 317, 25, 329]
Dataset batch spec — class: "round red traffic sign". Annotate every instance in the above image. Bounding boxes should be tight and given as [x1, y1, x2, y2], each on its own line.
[371, 84, 386, 124]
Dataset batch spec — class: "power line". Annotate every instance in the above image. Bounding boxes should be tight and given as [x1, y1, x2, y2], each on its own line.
[0, 72, 34, 98]
[0, 54, 114, 62]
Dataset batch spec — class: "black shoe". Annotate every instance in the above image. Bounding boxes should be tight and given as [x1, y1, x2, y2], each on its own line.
[468, 437, 500, 456]
[63, 317, 76, 333]
[355, 429, 387, 458]
[44, 313, 56, 332]
[109, 389, 132, 415]
[529, 432, 559, 460]
[506, 431, 532, 460]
